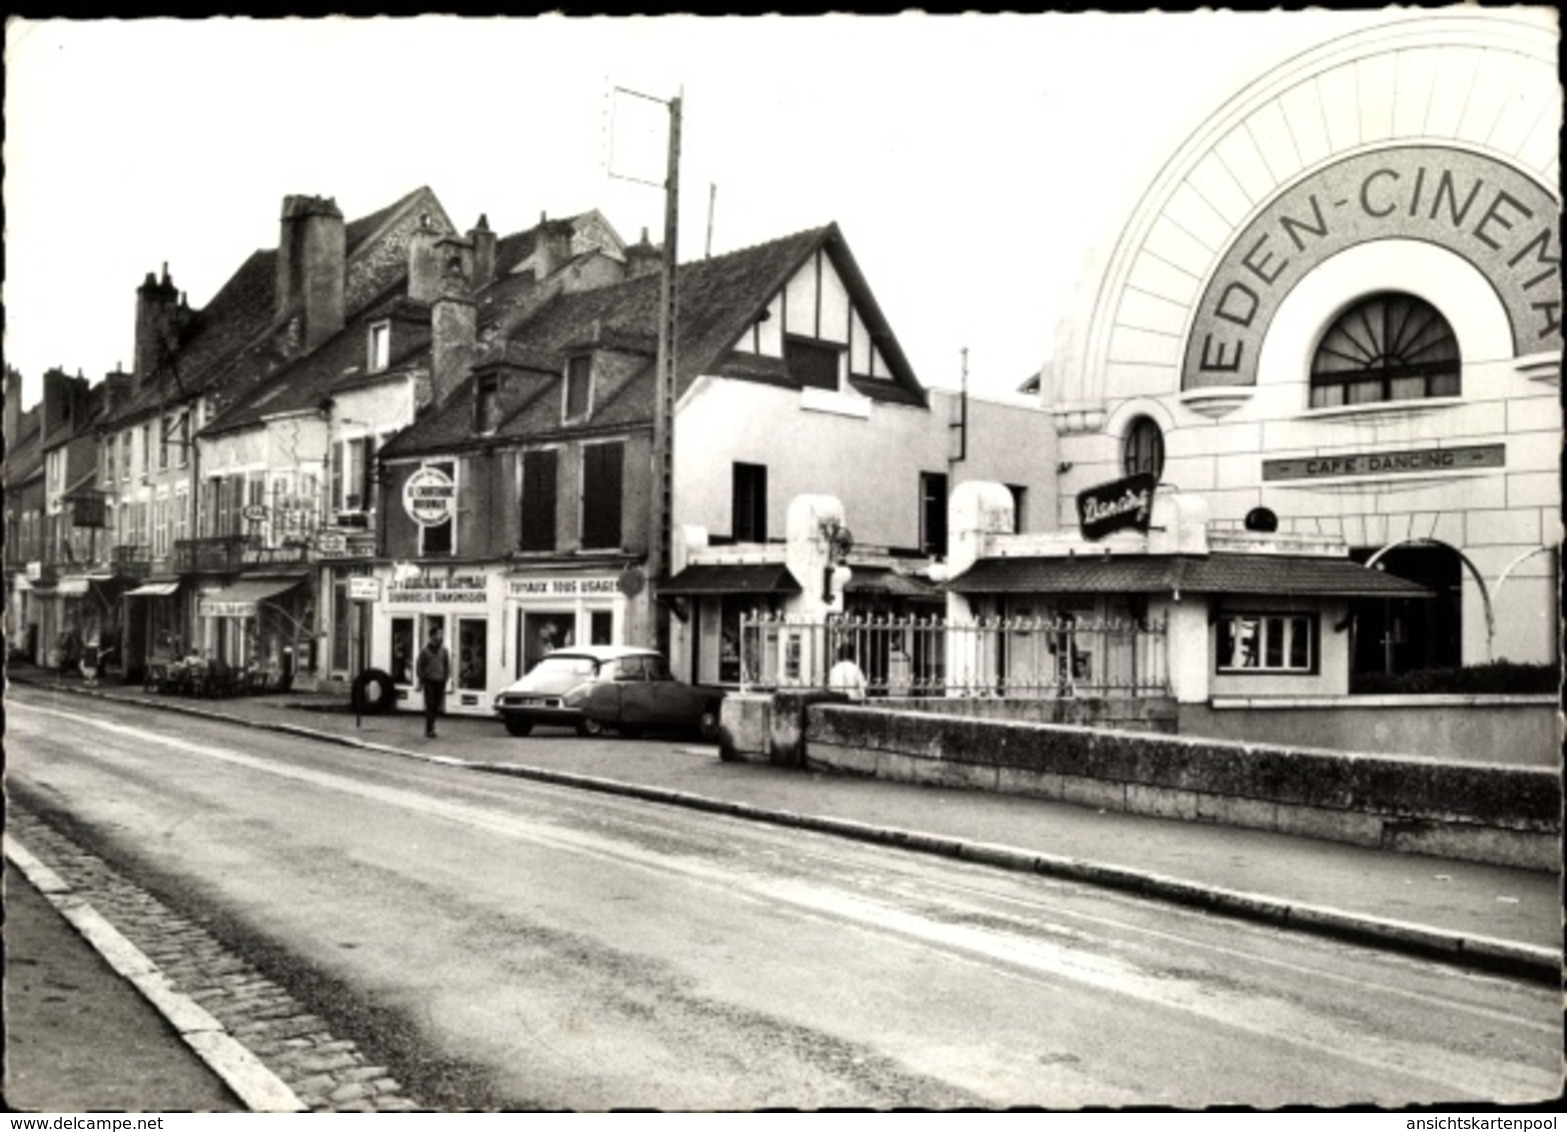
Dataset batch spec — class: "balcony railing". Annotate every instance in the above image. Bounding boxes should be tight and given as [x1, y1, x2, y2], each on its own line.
[174, 535, 256, 575]
[113, 544, 152, 580]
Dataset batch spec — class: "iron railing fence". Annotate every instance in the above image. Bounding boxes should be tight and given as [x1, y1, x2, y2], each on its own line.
[740, 612, 1169, 699]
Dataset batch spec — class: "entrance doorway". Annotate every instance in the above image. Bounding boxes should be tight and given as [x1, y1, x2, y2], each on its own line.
[1350, 544, 1462, 674]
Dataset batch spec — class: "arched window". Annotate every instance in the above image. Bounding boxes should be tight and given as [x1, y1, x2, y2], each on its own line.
[1310, 292, 1460, 409]
[1122, 416, 1164, 480]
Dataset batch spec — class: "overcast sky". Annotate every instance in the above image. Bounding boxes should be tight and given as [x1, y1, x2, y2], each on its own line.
[5, 10, 1441, 411]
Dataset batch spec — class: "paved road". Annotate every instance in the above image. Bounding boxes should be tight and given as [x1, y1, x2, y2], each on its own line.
[6, 693, 1559, 1110]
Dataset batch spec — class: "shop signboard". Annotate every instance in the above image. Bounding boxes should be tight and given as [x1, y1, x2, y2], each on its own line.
[1076, 473, 1156, 541]
[349, 577, 381, 602]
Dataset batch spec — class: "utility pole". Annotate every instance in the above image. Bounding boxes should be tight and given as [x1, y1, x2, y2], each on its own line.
[609, 86, 681, 651]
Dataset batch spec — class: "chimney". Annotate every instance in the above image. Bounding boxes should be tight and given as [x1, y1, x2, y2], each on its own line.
[276, 195, 346, 351]
[133, 264, 180, 391]
[40, 367, 86, 440]
[103, 366, 133, 414]
[4, 367, 22, 451]
[406, 211, 444, 303]
[469, 214, 497, 289]
[528, 214, 576, 281]
[429, 259, 477, 410]
[625, 227, 662, 280]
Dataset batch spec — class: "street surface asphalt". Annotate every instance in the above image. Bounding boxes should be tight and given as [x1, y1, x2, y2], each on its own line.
[3, 666, 1561, 1110]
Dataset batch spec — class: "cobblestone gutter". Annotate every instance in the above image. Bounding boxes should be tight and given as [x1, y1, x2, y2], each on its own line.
[5, 806, 424, 1113]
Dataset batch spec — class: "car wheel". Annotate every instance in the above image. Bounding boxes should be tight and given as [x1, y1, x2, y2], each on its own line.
[698, 702, 722, 742]
[577, 717, 608, 738]
[504, 716, 533, 737]
[617, 724, 644, 740]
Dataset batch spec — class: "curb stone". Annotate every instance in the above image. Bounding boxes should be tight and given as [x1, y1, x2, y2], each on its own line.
[3, 815, 426, 1113]
[4, 833, 306, 1113]
[19, 676, 1564, 987]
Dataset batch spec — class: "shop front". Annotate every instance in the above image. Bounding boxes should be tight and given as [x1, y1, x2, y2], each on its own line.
[374, 568, 498, 716]
[502, 572, 628, 682]
[197, 573, 312, 687]
[122, 577, 185, 683]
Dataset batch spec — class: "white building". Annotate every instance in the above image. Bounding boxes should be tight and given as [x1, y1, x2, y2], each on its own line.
[1033, 9, 1560, 677]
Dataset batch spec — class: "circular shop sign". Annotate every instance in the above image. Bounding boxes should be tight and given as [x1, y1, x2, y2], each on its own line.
[402, 466, 456, 528]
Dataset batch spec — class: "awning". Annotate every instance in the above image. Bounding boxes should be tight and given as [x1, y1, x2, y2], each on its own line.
[948, 554, 1432, 599]
[126, 580, 182, 598]
[659, 563, 802, 596]
[199, 577, 305, 618]
[844, 566, 941, 600]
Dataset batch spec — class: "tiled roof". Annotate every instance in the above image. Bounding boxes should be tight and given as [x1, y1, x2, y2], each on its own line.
[203, 277, 425, 435]
[659, 563, 802, 596]
[948, 554, 1434, 599]
[104, 187, 444, 432]
[1180, 554, 1434, 598]
[383, 223, 928, 458]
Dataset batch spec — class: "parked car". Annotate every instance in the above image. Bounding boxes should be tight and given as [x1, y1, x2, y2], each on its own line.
[492, 645, 724, 740]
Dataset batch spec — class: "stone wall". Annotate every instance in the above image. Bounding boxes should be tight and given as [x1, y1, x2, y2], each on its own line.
[800, 705, 1559, 870]
[1181, 697, 1561, 766]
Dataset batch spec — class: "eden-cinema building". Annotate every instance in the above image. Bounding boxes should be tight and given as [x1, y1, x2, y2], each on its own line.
[1036, 9, 1561, 678]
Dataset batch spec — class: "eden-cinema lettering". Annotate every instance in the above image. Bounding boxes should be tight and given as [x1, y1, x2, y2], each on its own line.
[1185, 147, 1561, 390]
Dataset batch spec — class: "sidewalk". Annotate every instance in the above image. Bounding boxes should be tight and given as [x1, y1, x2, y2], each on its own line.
[2, 860, 243, 1112]
[8, 664, 1562, 982]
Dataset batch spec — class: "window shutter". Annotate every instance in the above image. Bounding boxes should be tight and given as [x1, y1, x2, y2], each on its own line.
[330, 441, 345, 512]
[521, 449, 558, 552]
[582, 443, 623, 550]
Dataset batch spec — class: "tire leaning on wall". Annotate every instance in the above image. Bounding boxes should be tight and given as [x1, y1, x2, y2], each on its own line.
[351, 668, 398, 715]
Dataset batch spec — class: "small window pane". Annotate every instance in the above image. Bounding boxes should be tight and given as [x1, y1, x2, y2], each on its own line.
[1289, 617, 1311, 669]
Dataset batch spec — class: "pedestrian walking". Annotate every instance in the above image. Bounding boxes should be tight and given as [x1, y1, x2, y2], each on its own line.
[416, 626, 451, 738]
[828, 642, 868, 702]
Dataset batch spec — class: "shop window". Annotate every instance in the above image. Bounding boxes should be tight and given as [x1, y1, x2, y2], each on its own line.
[590, 610, 614, 646]
[581, 442, 623, 551]
[520, 448, 557, 552]
[1122, 417, 1165, 480]
[521, 612, 576, 675]
[564, 355, 592, 423]
[920, 471, 948, 557]
[785, 337, 841, 391]
[458, 618, 488, 690]
[732, 463, 767, 542]
[1309, 292, 1460, 409]
[390, 617, 415, 684]
[1217, 613, 1317, 674]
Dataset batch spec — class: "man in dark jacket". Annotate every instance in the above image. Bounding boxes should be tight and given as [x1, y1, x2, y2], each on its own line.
[416, 625, 451, 738]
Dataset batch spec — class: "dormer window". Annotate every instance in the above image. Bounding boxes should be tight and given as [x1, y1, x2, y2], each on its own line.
[369, 322, 391, 372]
[475, 373, 500, 434]
[784, 336, 842, 391]
[564, 355, 593, 423]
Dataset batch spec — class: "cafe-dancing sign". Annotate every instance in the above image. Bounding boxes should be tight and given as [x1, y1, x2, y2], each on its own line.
[1262, 443, 1505, 482]
[1185, 146, 1562, 390]
[1076, 473, 1156, 541]
[402, 466, 456, 528]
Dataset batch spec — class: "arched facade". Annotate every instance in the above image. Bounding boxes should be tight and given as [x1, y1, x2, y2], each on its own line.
[1042, 10, 1561, 668]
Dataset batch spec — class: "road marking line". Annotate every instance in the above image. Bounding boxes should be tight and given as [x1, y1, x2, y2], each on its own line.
[3, 832, 308, 1114]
